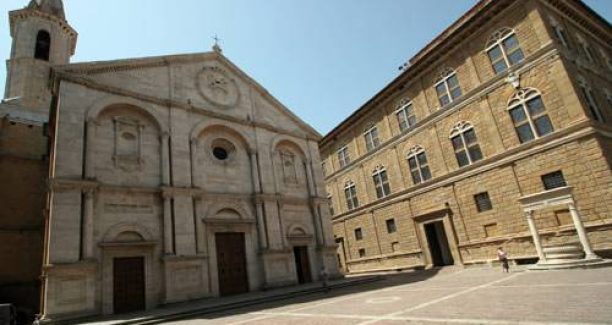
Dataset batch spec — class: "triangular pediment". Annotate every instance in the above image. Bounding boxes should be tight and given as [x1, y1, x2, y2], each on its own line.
[55, 51, 320, 139]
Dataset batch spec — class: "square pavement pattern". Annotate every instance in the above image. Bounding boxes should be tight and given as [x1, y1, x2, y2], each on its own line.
[168, 267, 612, 324]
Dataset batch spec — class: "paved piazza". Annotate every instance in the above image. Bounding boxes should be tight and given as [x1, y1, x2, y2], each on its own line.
[168, 267, 612, 324]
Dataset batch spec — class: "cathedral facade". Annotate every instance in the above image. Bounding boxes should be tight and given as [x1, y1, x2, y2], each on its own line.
[1, 0, 339, 321]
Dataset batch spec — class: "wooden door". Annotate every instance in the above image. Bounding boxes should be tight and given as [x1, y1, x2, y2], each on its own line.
[113, 257, 145, 314]
[215, 232, 249, 296]
[293, 246, 312, 284]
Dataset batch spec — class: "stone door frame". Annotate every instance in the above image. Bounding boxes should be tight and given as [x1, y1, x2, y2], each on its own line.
[99, 242, 156, 315]
[204, 219, 259, 296]
[413, 208, 462, 268]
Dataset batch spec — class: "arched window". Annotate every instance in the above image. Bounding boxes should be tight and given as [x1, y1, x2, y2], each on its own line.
[344, 181, 359, 210]
[34, 30, 51, 61]
[372, 166, 391, 199]
[407, 145, 431, 185]
[435, 69, 462, 107]
[327, 193, 334, 216]
[599, 48, 612, 71]
[363, 124, 380, 151]
[575, 34, 597, 64]
[508, 88, 554, 143]
[485, 28, 525, 74]
[549, 16, 571, 49]
[578, 76, 605, 122]
[450, 122, 483, 168]
[395, 98, 417, 132]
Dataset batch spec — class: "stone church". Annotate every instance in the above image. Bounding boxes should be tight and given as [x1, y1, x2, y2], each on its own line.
[0, 0, 339, 321]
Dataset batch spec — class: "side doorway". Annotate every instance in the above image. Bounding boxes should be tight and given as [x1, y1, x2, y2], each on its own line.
[424, 221, 454, 266]
[293, 246, 312, 284]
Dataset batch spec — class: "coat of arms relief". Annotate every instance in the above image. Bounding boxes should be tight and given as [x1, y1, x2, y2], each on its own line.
[196, 66, 240, 108]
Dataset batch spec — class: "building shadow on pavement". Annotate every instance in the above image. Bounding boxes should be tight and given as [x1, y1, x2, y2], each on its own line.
[150, 267, 449, 324]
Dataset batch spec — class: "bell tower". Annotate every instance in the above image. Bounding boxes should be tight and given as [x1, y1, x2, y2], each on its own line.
[4, 0, 77, 116]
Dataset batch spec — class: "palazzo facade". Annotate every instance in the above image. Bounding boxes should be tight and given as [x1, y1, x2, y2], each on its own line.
[0, 0, 339, 321]
[321, 0, 612, 274]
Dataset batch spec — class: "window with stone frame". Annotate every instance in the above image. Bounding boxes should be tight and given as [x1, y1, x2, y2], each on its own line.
[450, 122, 483, 168]
[354, 228, 363, 240]
[541, 170, 567, 190]
[327, 193, 334, 216]
[344, 181, 359, 210]
[508, 88, 554, 143]
[435, 69, 462, 107]
[395, 98, 417, 132]
[599, 48, 612, 71]
[364, 125, 381, 152]
[337, 145, 351, 168]
[113, 116, 144, 170]
[485, 28, 525, 74]
[280, 150, 298, 184]
[605, 89, 612, 110]
[576, 34, 597, 64]
[578, 77, 605, 122]
[386, 219, 397, 233]
[372, 166, 391, 199]
[407, 145, 432, 185]
[474, 192, 493, 212]
[321, 161, 328, 177]
[358, 248, 366, 258]
[549, 16, 571, 49]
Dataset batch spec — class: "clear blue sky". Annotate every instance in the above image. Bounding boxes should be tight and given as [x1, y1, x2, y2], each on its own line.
[1, 0, 610, 134]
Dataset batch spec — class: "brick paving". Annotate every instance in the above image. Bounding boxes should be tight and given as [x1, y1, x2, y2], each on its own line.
[169, 267, 612, 324]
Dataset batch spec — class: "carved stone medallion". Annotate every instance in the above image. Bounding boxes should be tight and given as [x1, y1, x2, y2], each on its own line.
[196, 66, 240, 108]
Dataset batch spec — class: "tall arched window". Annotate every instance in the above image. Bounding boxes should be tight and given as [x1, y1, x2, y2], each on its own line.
[34, 30, 51, 61]
[450, 122, 483, 168]
[395, 98, 417, 132]
[486, 28, 524, 74]
[372, 166, 391, 199]
[578, 76, 605, 122]
[435, 69, 462, 107]
[575, 34, 597, 64]
[407, 145, 431, 185]
[549, 16, 571, 49]
[344, 181, 359, 210]
[508, 88, 554, 143]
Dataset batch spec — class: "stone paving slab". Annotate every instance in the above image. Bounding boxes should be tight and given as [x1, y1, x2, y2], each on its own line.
[166, 267, 612, 325]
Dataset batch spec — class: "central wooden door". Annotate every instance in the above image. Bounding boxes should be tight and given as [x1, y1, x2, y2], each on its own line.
[293, 246, 312, 284]
[215, 232, 249, 296]
[113, 256, 145, 314]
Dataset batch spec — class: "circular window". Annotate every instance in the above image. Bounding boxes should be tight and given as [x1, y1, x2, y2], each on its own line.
[213, 147, 228, 160]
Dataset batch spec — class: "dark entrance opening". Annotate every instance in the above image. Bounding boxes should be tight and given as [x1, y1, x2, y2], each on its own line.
[424, 221, 454, 266]
[215, 232, 249, 296]
[293, 246, 312, 284]
[113, 256, 145, 314]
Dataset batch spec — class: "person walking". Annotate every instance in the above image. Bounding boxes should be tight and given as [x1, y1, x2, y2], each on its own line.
[320, 266, 330, 293]
[497, 247, 510, 273]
